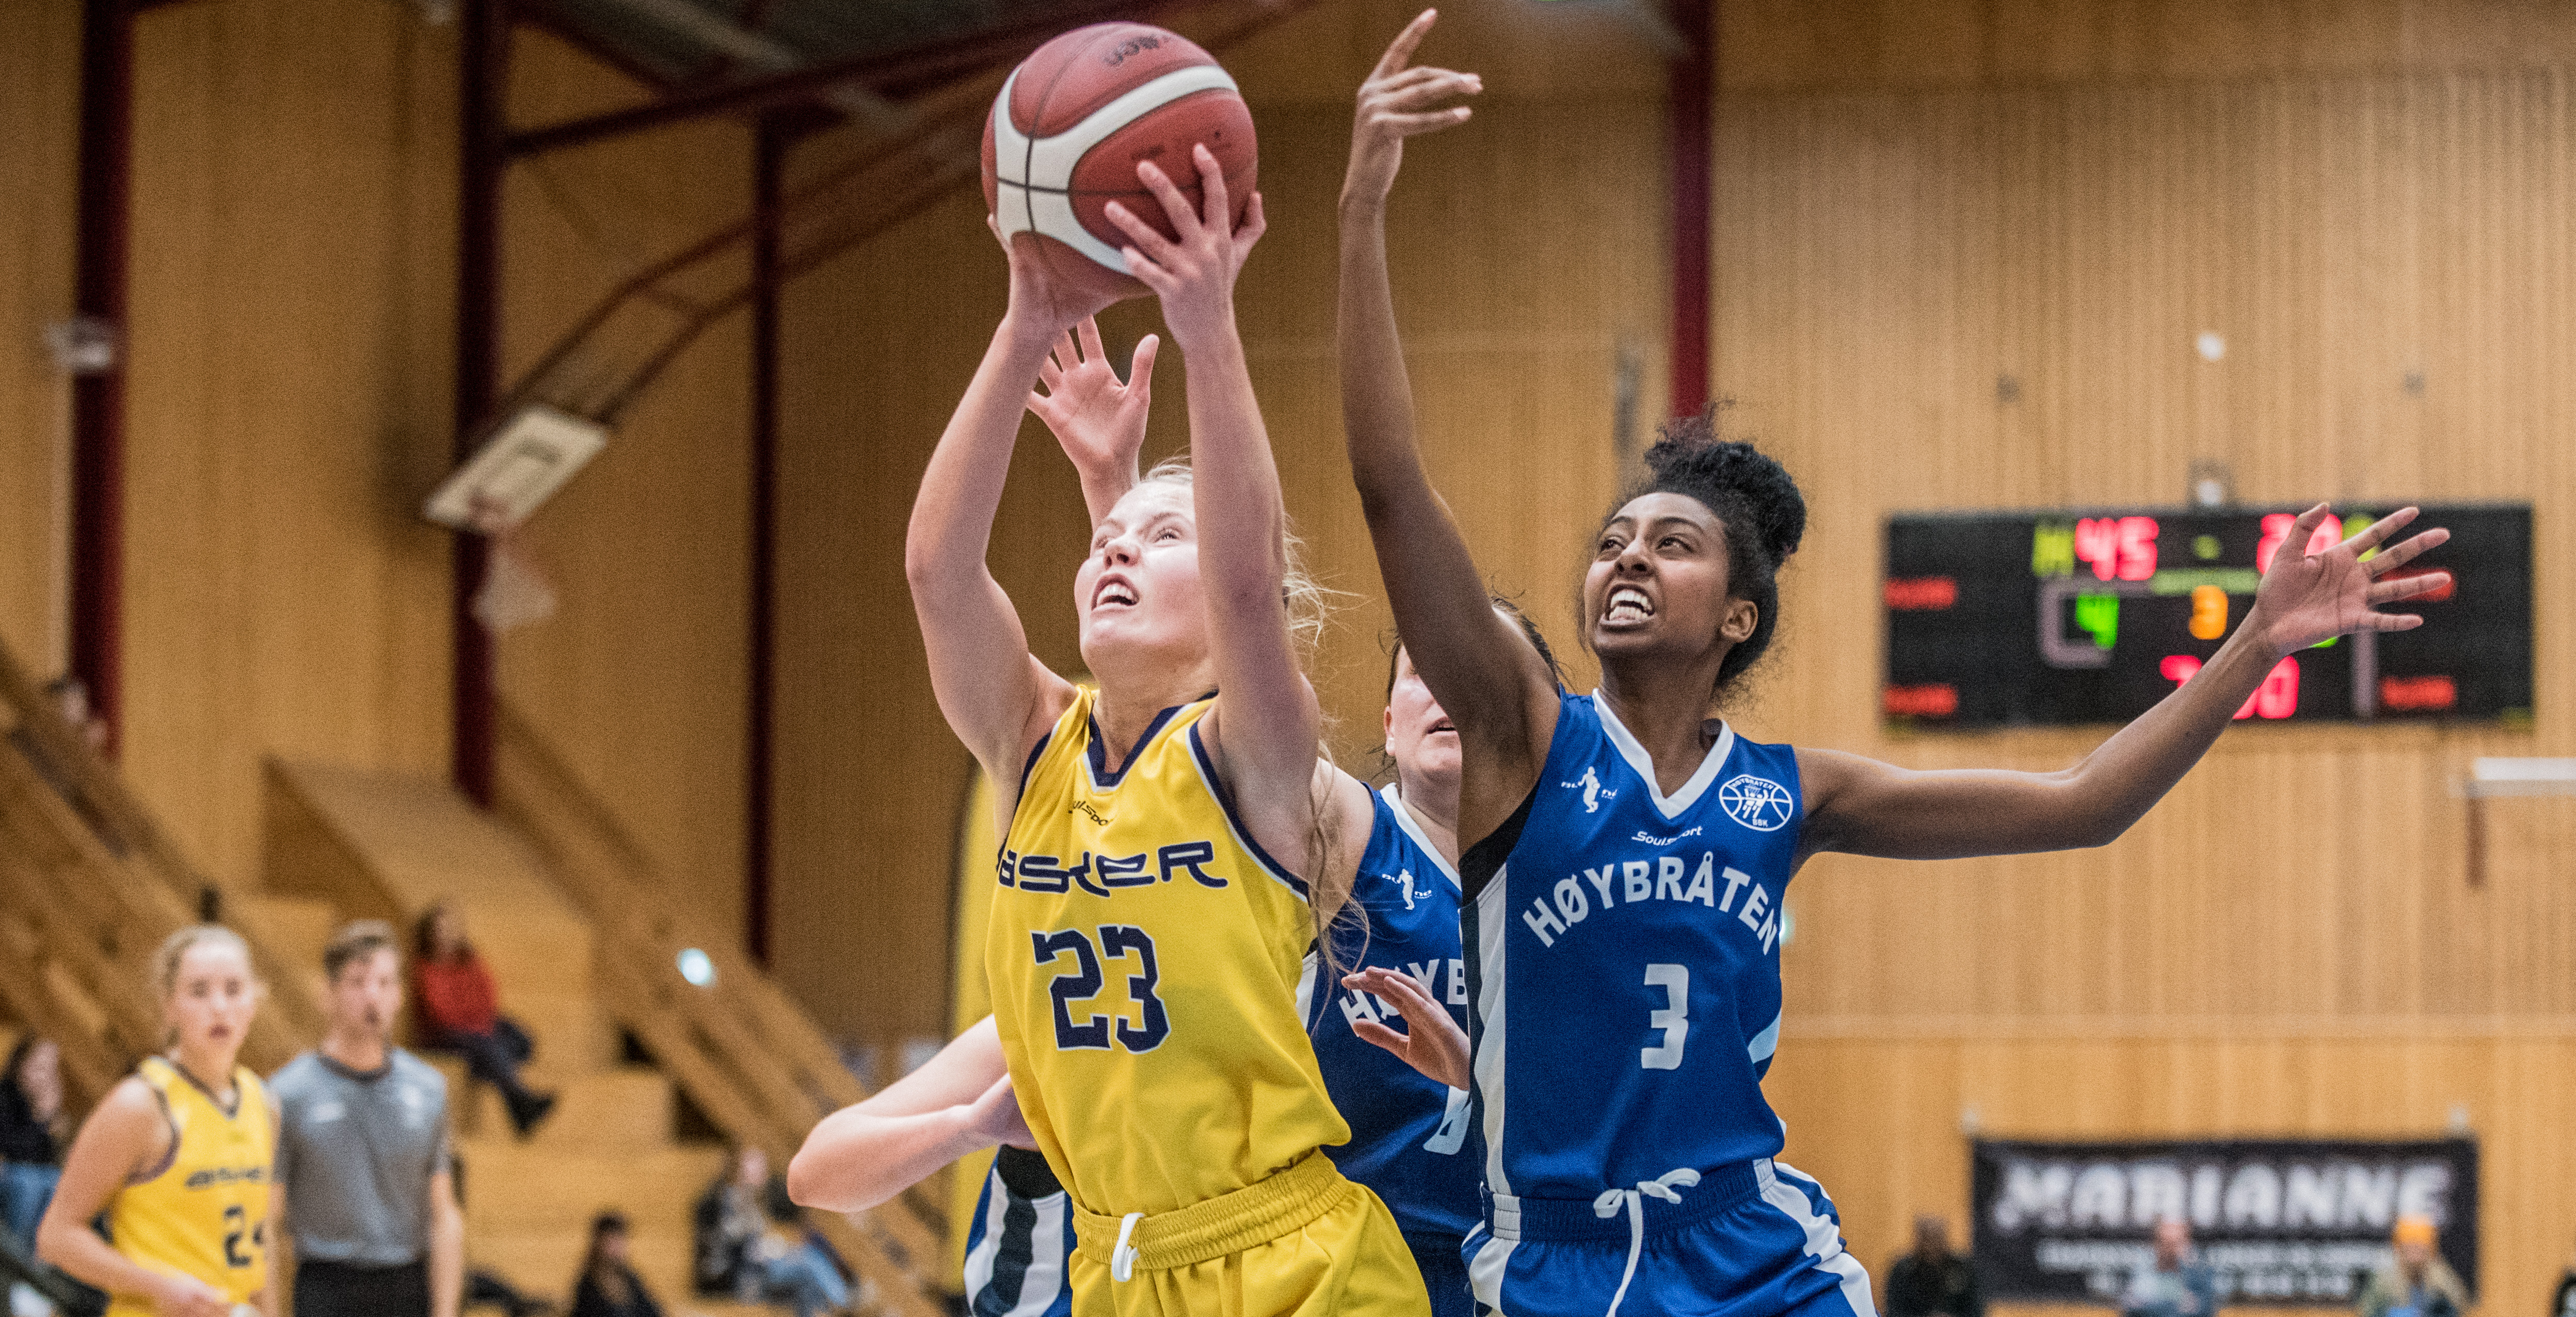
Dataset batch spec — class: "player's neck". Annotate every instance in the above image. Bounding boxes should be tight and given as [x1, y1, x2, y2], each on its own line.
[322, 1027, 390, 1074]
[1092, 661, 1215, 764]
[168, 1047, 237, 1106]
[1597, 662, 1725, 792]
[1390, 768, 1460, 864]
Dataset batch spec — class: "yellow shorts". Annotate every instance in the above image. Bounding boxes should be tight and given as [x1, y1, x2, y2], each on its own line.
[1068, 1153, 1430, 1316]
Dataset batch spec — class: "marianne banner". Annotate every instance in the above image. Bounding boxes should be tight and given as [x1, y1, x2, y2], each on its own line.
[1970, 1138, 2478, 1306]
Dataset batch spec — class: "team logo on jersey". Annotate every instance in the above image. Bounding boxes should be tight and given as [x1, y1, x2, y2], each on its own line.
[1718, 774, 1795, 832]
[1563, 765, 1615, 813]
[1397, 869, 1420, 911]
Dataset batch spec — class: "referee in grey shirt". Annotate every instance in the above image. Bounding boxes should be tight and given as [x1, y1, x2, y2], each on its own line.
[271, 921, 465, 1317]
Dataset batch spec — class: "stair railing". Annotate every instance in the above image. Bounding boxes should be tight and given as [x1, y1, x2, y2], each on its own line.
[489, 703, 946, 1317]
[0, 637, 329, 1097]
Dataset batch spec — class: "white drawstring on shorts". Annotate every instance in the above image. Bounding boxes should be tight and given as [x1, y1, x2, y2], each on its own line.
[1110, 1211, 1145, 1281]
[1590, 1167, 1701, 1317]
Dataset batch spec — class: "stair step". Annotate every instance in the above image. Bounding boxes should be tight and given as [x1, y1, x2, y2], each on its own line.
[468, 1225, 698, 1312]
[236, 893, 343, 1005]
[458, 1066, 677, 1151]
[501, 989, 619, 1077]
[458, 1144, 725, 1233]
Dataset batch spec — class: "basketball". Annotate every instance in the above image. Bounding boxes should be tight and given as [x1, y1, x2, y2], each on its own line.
[982, 23, 1259, 304]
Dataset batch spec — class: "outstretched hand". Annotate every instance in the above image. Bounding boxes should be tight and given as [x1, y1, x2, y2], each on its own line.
[988, 215, 1124, 347]
[1343, 9, 1481, 209]
[1341, 966, 1470, 1091]
[1103, 144, 1264, 351]
[2249, 504, 2451, 656]
[1028, 318, 1156, 487]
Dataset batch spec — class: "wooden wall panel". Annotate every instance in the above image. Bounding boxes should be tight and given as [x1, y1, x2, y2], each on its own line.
[491, 30, 755, 945]
[0, 3, 86, 678]
[1715, 61, 2576, 1310]
[118, 0, 457, 888]
[1721, 0, 2576, 92]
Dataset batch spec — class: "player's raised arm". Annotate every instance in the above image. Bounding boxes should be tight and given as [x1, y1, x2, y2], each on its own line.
[1100, 147, 1330, 818]
[903, 228, 1121, 786]
[1801, 504, 2452, 861]
[1026, 316, 1157, 526]
[1339, 12, 1557, 840]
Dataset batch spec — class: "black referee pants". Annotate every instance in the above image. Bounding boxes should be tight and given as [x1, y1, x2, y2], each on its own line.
[296, 1259, 429, 1317]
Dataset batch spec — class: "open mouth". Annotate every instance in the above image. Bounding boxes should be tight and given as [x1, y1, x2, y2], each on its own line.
[1603, 584, 1655, 625]
[1092, 576, 1139, 609]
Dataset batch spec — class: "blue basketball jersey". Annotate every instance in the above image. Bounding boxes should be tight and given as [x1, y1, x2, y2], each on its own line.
[1301, 785, 1480, 1245]
[1466, 690, 1803, 1203]
[961, 1147, 1074, 1317]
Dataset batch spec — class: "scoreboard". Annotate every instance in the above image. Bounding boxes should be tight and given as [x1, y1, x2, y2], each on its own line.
[1883, 504, 2532, 729]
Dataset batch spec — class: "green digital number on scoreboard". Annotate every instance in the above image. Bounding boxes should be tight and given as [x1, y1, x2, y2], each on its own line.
[1882, 504, 2532, 728]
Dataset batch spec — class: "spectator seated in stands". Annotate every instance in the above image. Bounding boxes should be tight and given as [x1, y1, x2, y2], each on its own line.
[1886, 1213, 1983, 1317]
[569, 1212, 661, 1317]
[0, 1036, 63, 1252]
[692, 1146, 852, 1317]
[2122, 1218, 2218, 1317]
[411, 902, 556, 1137]
[2356, 1216, 2471, 1317]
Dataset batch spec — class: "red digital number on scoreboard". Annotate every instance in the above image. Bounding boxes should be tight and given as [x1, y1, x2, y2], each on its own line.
[2162, 654, 2301, 719]
[2076, 516, 2158, 581]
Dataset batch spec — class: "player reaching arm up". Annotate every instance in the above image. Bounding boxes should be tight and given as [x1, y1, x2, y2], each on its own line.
[913, 141, 1426, 1316]
[1337, 13, 2452, 1317]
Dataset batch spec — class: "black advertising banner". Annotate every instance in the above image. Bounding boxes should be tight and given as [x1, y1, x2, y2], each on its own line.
[1972, 1138, 2478, 1306]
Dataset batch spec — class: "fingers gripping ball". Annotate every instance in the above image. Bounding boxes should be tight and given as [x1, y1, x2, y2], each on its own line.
[981, 23, 1259, 304]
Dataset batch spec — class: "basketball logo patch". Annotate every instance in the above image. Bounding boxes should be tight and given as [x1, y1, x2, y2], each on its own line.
[1718, 774, 1795, 832]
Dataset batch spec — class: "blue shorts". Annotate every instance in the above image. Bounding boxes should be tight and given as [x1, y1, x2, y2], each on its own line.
[1462, 1160, 1876, 1317]
[1411, 1231, 1473, 1317]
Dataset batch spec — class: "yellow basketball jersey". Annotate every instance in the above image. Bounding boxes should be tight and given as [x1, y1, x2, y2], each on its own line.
[105, 1057, 274, 1315]
[989, 688, 1348, 1218]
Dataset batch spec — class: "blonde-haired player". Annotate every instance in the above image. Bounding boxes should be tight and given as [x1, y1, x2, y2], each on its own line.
[906, 142, 1427, 1314]
[40, 926, 278, 1317]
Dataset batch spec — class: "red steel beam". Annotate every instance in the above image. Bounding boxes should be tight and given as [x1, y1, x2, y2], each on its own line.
[743, 114, 789, 966]
[1667, 0, 1713, 419]
[69, 0, 133, 758]
[452, 0, 510, 805]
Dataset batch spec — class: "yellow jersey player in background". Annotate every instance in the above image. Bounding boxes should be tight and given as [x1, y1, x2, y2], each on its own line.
[904, 144, 1429, 1314]
[42, 926, 278, 1317]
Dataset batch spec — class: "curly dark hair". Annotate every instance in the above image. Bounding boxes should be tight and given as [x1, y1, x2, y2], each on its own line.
[1605, 401, 1807, 696]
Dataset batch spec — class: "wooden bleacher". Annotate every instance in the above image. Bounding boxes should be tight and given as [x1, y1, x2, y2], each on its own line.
[0, 635, 943, 1316]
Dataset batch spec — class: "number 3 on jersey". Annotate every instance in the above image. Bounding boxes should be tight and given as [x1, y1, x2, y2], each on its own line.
[1033, 926, 1170, 1053]
[1641, 963, 1689, 1070]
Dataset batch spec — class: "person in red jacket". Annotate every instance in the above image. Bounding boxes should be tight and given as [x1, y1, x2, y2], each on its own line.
[411, 903, 556, 1136]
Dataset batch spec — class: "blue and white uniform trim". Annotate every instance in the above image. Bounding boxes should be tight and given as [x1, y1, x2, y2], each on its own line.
[961, 1147, 1074, 1317]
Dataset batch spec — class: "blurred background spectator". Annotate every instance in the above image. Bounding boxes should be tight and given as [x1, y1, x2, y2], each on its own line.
[411, 903, 557, 1136]
[2357, 1216, 2471, 1317]
[0, 1037, 62, 1253]
[2122, 1218, 2218, 1317]
[569, 1212, 661, 1317]
[692, 1146, 851, 1317]
[1886, 1213, 1982, 1317]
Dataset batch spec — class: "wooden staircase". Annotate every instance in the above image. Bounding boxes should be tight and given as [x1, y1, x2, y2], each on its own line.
[0, 633, 945, 1315]
[260, 722, 947, 1317]
[0, 641, 327, 1107]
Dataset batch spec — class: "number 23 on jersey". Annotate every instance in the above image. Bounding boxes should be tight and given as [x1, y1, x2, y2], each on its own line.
[1032, 925, 1171, 1053]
